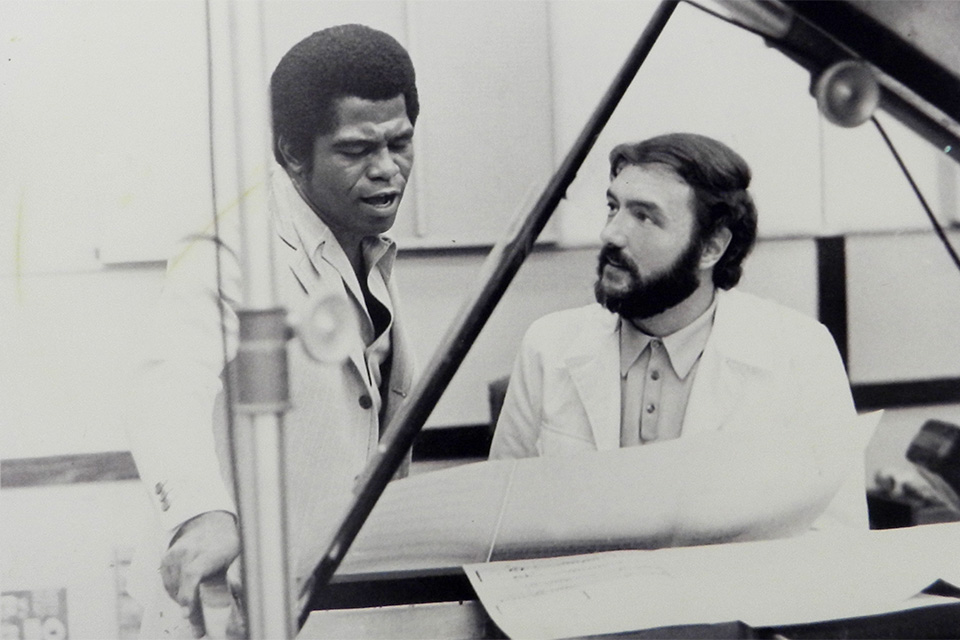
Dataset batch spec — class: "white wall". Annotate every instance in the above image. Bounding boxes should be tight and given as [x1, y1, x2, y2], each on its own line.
[1, 480, 151, 639]
[0, 0, 213, 272]
[846, 230, 960, 384]
[2, 269, 162, 459]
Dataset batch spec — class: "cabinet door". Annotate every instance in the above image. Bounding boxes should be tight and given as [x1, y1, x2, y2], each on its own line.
[394, 0, 556, 248]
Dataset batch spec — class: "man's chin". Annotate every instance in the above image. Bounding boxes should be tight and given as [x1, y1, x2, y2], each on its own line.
[595, 283, 623, 312]
[366, 213, 398, 236]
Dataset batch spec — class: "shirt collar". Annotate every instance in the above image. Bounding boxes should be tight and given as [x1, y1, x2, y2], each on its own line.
[362, 235, 397, 279]
[274, 170, 397, 279]
[619, 294, 718, 379]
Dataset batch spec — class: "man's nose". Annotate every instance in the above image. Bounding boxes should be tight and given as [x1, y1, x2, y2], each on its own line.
[367, 147, 400, 180]
[600, 212, 626, 247]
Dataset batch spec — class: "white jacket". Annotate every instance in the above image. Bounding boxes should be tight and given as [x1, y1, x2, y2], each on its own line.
[490, 289, 868, 529]
[126, 171, 415, 634]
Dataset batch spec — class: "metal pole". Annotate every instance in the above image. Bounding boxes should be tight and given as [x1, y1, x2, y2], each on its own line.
[206, 0, 293, 637]
[299, 0, 680, 626]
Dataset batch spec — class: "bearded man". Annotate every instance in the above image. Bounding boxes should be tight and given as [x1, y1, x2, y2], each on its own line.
[489, 133, 868, 530]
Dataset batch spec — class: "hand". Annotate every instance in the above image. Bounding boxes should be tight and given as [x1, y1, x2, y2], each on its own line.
[161, 511, 241, 637]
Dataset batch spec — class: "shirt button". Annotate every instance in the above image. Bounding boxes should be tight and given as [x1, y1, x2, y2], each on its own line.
[646, 403, 656, 414]
[651, 339, 661, 349]
[155, 482, 164, 495]
[650, 370, 660, 381]
[359, 395, 373, 410]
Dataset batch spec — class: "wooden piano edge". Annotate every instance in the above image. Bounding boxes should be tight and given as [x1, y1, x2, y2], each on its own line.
[301, 565, 960, 639]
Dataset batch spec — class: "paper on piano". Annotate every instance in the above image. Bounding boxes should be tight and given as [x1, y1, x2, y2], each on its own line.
[465, 521, 960, 639]
[333, 411, 880, 577]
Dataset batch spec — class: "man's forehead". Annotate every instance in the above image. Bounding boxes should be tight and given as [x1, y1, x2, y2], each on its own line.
[333, 120, 413, 143]
[610, 163, 692, 196]
[330, 95, 412, 139]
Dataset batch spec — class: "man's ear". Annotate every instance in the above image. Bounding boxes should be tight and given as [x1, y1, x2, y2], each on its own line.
[700, 226, 732, 270]
[277, 136, 306, 175]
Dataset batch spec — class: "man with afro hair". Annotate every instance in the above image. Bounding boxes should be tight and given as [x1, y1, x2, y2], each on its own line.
[128, 24, 420, 637]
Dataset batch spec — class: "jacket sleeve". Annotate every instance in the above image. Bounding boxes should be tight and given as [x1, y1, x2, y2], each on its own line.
[124, 221, 243, 536]
[489, 322, 546, 459]
[793, 321, 869, 530]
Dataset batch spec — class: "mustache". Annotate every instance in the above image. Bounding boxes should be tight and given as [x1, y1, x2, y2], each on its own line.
[597, 245, 640, 277]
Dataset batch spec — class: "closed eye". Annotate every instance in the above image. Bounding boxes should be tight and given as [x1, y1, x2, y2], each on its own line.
[335, 143, 371, 158]
[389, 134, 413, 153]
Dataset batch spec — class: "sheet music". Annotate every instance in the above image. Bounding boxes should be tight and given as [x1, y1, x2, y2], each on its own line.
[336, 411, 883, 577]
[465, 522, 960, 639]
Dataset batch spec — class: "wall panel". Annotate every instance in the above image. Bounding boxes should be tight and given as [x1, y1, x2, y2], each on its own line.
[402, 0, 555, 246]
[845, 231, 960, 384]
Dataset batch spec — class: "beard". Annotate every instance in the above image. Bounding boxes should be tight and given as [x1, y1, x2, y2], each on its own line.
[594, 239, 703, 320]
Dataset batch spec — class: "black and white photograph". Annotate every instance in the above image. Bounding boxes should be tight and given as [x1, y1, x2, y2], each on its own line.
[2, 1, 959, 638]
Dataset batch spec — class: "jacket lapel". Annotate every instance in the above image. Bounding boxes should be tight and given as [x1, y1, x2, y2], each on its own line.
[273, 180, 321, 300]
[273, 198, 369, 383]
[682, 344, 745, 437]
[567, 316, 622, 451]
[682, 290, 776, 437]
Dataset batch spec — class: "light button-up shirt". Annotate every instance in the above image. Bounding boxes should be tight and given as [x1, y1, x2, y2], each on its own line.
[619, 296, 718, 446]
[286, 176, 396, 425]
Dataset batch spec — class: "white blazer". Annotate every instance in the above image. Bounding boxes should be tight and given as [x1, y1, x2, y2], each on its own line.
[490, 289, 868, 529]
[126, 172, 415, 633]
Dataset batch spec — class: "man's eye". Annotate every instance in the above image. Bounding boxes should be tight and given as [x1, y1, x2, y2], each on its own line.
[389, 139, 412, 153]
[606, 203, 617, 217]
[339, 147, 367, 157]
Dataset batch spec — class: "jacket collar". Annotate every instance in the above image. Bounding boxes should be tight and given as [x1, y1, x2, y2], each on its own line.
[268, 170, 403, 388]
[680, 288, 780, 437]
[566, 306, 622, 451]
[708, 289, 780, 372]
[269, 170, 397, 298]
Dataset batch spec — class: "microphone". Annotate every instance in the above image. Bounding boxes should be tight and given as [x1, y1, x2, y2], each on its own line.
[813, 60, 880, 128]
